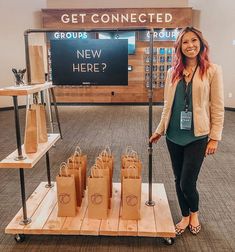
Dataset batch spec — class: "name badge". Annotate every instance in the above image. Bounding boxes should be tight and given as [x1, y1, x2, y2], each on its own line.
[180, 111, 192, 130]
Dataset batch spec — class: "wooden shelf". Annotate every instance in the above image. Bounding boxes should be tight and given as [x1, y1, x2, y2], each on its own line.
[5, 182, 175, 238]
[0, 134, 60, 169]
[0, 82, 53, 96]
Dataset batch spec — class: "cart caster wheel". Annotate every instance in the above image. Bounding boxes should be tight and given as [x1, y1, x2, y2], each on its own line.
[14, 234, 25, 243]
[163, 237, 174, 245]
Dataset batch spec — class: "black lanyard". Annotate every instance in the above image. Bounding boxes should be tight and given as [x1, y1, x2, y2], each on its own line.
[184, 65, 198, 112]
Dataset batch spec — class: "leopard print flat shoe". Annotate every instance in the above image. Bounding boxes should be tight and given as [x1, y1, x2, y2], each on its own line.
[175, 225, 187, 236]
[188, 224, 201, 235]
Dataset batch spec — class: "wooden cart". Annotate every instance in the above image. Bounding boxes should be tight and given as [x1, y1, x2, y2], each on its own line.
[5, 182, 175, 245]
[0, 84, 175, 245]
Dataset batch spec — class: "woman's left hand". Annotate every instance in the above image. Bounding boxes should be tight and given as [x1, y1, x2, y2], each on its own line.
[205, 139, 218, 156]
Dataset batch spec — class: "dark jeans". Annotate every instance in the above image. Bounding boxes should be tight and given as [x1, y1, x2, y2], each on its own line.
[166, 137, 208, 217]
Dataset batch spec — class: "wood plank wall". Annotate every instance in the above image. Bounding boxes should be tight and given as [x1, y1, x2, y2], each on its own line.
[42, 8, 192, 103]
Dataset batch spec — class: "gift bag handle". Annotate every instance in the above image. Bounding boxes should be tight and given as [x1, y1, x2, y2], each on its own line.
[59, 162, 68, 176]
[91, 167, 95, 177]
[129, 150, 139, 160]
[100, 150, 109, 157]
[96, 156, 106, 169]
[125, 145, 133, 155]
[94, 158, 104, 169]
[67, 157, 79, 169]
[74, 145, 82, 156]
[91, 166, 102, 178]
[104, 145, 112, 155]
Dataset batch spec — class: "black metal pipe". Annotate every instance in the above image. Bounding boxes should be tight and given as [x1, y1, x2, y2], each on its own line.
[24, 32, 31, 84]
[45, 151, 53, 188]
[47, 89, 55, 133]
[40, 91, 44, 104]
[23, 27, 150, 83]
[50, 88, 63, 139]
[24, 27, 150, 35]
[19, 168, 31, 225]
[13, 96, 24, 160]
[146, 29, 155, 206]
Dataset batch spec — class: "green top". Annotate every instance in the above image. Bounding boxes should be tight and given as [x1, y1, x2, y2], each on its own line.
[166, 79, 207, 146]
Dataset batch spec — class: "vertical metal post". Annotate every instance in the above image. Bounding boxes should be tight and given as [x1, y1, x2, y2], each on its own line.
[13, 96, 26, 161]
[19, 168, 31, 225]
[50, 88, 63, 139]
[24, 31, 31, 84]
[45, 151, 53, 188]
[46, 89, 54, 133]
[26, 95, 31, 110]
[12, 96, 31, 224]
[146, 29, 155, 206]
[40, 90, 44, 104]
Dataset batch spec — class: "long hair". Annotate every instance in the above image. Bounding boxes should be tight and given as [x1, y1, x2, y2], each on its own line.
[172, 27, 211, 83]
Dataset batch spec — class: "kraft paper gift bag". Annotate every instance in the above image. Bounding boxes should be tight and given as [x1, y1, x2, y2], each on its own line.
[122, 168, 141, 220]
[94, 160, 111, 209]
[96, 156, 112, 199]
[121, 165, 139, 200]
[121, 147, 142, 176]
[29, 45, 45, 84]
[68, 153, 85, 198]
[67, 157, 83, 207]
[56, 162, 77, 217]
[123, 151, 142, 177]
[24, 107, 38, 154]
[100, 146, 114, 178]
[121, 146, 134, 168]
[88, 167, 109, 219]
[31, 103, 48, 143]
[70, 145, 87, 192]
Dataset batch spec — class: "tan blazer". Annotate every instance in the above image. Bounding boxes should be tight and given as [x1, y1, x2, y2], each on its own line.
[154, 63, 224, 141]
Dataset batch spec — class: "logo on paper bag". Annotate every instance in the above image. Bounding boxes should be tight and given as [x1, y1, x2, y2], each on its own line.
[91, 193, 103, 205]
[59, 193, 71, 204]
[126, 194, 138, 206]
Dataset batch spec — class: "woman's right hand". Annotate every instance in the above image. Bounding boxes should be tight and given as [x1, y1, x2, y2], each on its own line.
[149, 132, 162, 143]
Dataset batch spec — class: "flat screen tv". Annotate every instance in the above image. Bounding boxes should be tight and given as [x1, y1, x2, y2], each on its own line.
[50, 39, 128, 86]
[98, 31, 136, 55]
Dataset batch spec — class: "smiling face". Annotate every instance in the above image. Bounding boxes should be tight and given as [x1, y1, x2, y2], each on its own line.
[181, 31, 201, 60]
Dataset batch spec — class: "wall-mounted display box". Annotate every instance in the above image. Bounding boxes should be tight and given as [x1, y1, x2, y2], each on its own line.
[144, 47, 175, 89]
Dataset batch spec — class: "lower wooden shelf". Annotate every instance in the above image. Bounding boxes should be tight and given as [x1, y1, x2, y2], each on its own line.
[5, 182, 175, 238]
[0, 134, 60, 169]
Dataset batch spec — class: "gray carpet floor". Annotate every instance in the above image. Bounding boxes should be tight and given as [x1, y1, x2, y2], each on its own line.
[0, 105, 234, 252]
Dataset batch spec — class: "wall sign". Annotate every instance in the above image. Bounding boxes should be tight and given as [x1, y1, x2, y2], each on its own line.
[47, 31, 96, 41]
[42, 8, 192, 29]
[138, 28, 180, 41]
[50, 39, 128, 86]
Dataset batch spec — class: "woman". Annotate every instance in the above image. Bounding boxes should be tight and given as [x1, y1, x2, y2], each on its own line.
[150, 27, 224, 235]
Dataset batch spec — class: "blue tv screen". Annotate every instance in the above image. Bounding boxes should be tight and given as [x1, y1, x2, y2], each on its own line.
[98, 31, 136, 55]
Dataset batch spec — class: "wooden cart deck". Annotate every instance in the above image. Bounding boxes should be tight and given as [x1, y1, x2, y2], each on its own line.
[5, 182, 175, 238]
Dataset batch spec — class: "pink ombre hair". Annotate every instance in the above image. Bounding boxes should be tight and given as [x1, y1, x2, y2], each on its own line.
[172, 27, 211, 84]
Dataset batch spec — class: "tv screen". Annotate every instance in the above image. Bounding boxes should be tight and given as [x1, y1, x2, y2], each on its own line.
[98, 31, 136, 55]
[50, 39, 128, 86]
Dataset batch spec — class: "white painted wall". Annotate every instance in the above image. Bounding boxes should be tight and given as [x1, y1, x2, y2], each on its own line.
[0, 0, 47, 108]
[0, 0, 234, 108]
[47, 0, 188, 8]
[189, 0, 235, 107]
